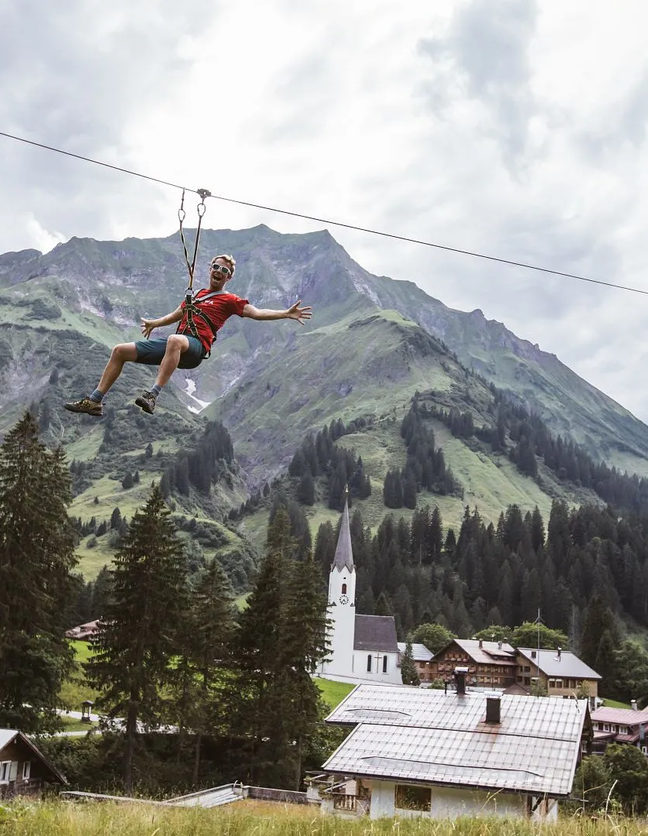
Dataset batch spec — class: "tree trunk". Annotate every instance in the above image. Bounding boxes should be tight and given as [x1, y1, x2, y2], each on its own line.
[193, 732, 203, 784]
[123, 696, 138, 795]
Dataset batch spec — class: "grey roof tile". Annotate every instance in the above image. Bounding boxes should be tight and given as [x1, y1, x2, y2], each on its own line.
[517, 648, 601, 679]
[332, 500, 354, 572]
[354, 615, 399, 652]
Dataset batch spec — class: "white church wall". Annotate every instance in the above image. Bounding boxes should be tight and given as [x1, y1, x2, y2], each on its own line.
[352, 651, 402, 684]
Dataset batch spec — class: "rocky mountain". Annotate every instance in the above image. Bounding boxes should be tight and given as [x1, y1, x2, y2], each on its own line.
[1, 224, 647, 579]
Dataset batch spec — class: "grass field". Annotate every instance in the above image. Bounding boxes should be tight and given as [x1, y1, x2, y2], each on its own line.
[58, 641, 99, 710]
[315, 677, 355, 710]
[0, 799, 644, 836]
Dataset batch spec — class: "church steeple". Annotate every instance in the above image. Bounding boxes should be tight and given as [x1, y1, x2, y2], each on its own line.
[332, 496, 354, 572]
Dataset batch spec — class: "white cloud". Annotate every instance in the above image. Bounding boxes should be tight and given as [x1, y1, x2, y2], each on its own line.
[23, 214, 66, 253]
[1, 0, 648, 421]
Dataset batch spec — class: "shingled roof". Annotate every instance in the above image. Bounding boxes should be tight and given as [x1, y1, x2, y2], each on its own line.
[332, 499, 354, 572]
[354, 614, 399, 652]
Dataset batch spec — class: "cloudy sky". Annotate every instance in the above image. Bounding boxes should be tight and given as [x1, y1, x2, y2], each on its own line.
[2, 1, 648, 419]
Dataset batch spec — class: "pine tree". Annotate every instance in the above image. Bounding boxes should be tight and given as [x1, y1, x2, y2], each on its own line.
[173, 558, 236, 781]
[276, 553, 330, 788]
[0, 413, 78, 733]
[581, 594, 619, 668]
[400, 641, 420, 685]
[232, 509, 289, 783]
[87, 486, 187, 793]
[296, 471, 315, 505]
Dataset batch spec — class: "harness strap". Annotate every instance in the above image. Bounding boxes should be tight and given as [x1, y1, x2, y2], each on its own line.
[176, 290, 226, 358]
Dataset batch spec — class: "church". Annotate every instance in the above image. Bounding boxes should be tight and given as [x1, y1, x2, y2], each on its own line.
[319, 500, 402, 685]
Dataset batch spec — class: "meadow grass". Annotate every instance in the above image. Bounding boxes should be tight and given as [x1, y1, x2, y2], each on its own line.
[0, 799, 644, 836]
[58, 641, 99, 710]
[315, 678, 355, 709]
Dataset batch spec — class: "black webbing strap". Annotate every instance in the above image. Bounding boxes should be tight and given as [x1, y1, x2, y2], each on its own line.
[177, 290, 225, 358]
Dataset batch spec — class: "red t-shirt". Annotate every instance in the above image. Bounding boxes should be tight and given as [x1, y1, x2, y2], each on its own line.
[179, 289, 249, 353]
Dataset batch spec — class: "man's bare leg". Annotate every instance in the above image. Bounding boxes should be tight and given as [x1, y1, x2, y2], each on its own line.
[97, 343, 139, 393]
[136, 334, 189, 415]
[64, 342, 138, 417]
[154, 334, 189, 388]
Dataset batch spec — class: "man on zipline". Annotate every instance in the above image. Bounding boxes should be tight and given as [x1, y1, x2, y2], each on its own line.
[65, 254, 312, 417]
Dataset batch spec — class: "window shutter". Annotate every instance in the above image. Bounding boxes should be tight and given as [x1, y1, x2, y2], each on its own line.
[9, 761, 18, 781]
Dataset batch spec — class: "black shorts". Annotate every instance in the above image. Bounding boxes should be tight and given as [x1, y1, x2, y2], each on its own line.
[134, 336, 207, 370]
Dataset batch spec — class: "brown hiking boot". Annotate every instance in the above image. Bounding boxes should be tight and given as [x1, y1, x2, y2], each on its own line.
[135, 391, 157, 414]
[64, 398, 103, 417]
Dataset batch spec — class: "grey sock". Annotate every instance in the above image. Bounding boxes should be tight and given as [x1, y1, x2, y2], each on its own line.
[89, 389, 105, 404]
[150, 384, 162, 398]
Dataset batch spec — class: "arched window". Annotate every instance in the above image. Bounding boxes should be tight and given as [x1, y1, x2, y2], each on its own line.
[341, 583, 347, 594]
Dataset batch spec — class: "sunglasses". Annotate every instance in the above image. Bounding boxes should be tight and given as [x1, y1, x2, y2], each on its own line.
[211, 263, 232, 277]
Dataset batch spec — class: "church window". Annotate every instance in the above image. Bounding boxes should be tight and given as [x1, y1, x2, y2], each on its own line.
[367, 655, 372, 672]
[341, 583, 347, 594]
[383, 655, 388, 673]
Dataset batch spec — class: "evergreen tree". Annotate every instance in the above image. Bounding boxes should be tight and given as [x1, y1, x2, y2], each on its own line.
[177, 558, 236, 781]
[400, 642, 420, 685]
[595, 629, 620, 699]
[296, 471, 315, 505]
[0, 413, 78, 733]
[232, 509, 290, 783]
[276, 553, 329, 788]
[581, 594, 619, 669]
[91, 565, 114, 618]
[87, 487, 187, 792]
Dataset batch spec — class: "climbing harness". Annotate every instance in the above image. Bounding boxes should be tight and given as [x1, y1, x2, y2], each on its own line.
[177, 187, 214, 349]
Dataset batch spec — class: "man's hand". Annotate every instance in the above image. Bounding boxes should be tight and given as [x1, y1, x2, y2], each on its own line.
[141, 318, 156, 339]
[286, 300, 312, 325]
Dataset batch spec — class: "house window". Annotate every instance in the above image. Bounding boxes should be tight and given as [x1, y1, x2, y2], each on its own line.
[603, 724, 610, 732]
[367, 655, 372, 672]
[555, 679, 563, 688]
[0, 761, 11, 782]
[524, 666, 530, 672]
[548, 679, 556, 688]
[395, 784, 431, 812]
[341, 583, 347, 594]
[383, 655, 388, 673]
[22, 761, 31, 781]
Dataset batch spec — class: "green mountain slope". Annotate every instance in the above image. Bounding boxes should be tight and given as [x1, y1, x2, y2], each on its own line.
[0, 225, 646, 579]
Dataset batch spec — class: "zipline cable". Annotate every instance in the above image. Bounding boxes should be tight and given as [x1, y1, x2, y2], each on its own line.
[1, 129, 647, 298]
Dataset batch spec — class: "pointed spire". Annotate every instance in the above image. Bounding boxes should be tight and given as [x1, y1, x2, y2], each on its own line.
[332, 492, 354, 572]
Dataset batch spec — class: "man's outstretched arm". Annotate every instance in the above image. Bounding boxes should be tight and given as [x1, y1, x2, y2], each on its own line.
[141, 306, 184, 338]
[241, 300, 312, 325]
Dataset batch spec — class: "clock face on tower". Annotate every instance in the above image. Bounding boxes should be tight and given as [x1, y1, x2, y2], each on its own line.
[339, 594, 349, 605]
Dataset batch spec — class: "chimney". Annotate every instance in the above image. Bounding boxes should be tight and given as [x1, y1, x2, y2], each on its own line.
[454, 666, 468, 696]
[486, 696, 501, 725]
[632, 700, 638, 711]
[556, 647, 562, 660]
[531, 650, 536, 659]
[498, 640, 503, 649]
[478, 639, 483, 649]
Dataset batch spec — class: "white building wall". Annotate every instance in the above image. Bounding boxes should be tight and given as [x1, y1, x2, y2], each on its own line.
[321, 567, 356, 678]
[368, 781, 553, 821]
[352, 650, 402, 685]
[369, 781, 397, 819]
[428, 786, 525, 819]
